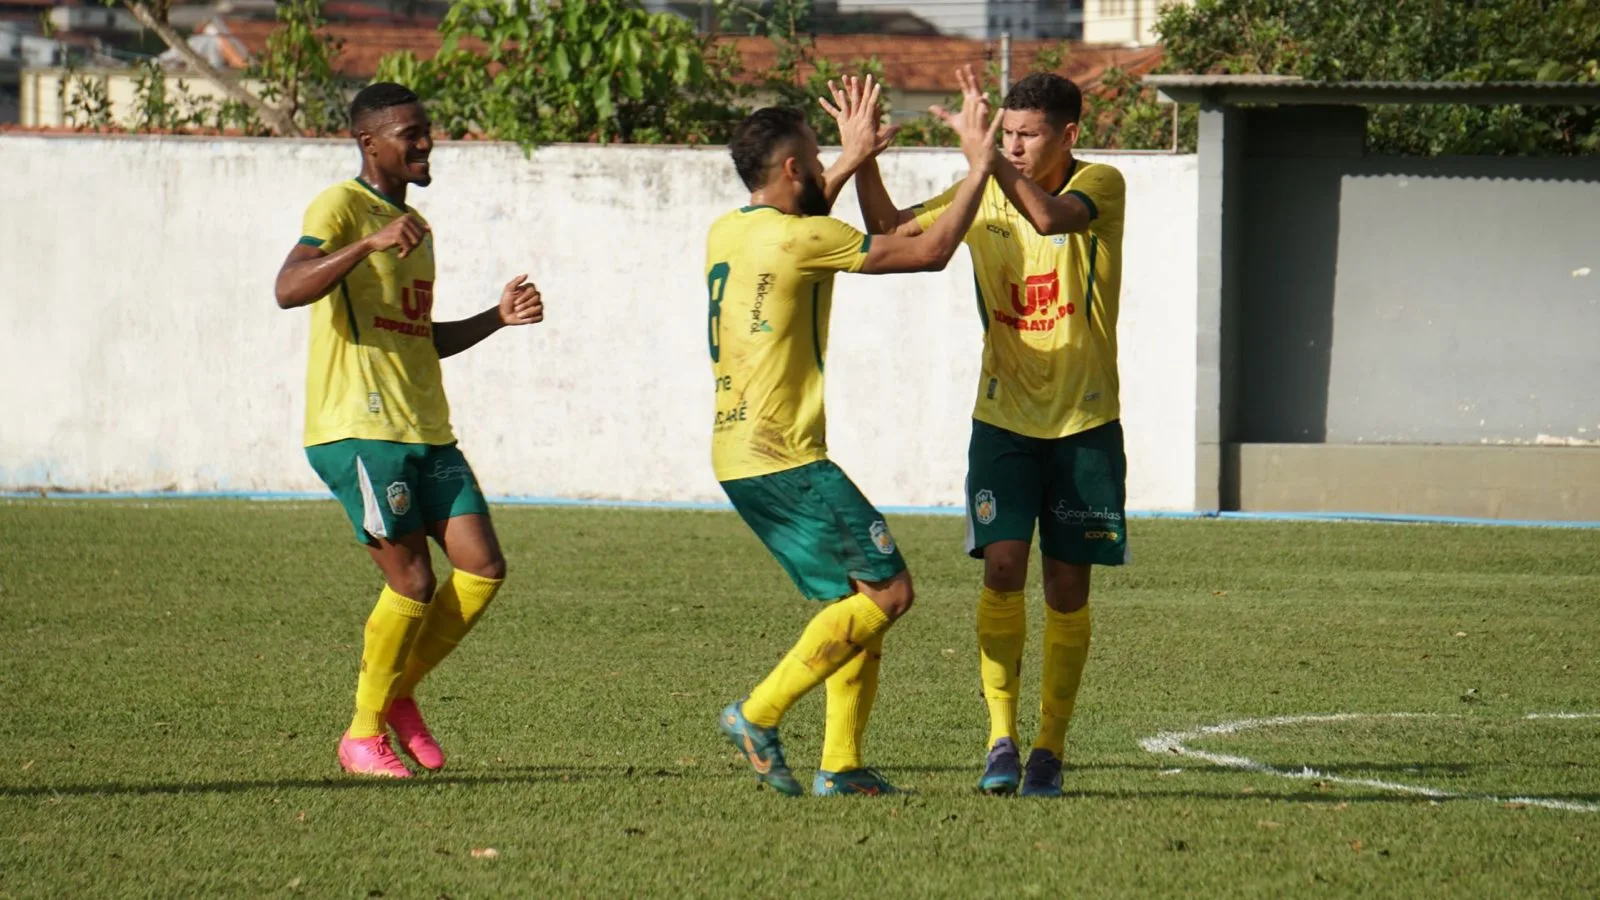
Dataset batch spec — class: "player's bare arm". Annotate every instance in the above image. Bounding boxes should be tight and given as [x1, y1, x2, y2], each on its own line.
[853, 157, 924, 237]
[833, 74, 925, 238]
[817, 75, 900, 206]
[850, 65, 1006, 238]
[857, 83, 1000, 274]
[432, 274, 544, 359]
[991, 159, 1092, 236]
[274, 214, 430, 309]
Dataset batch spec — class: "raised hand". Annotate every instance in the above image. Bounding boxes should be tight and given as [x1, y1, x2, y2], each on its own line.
[930, 66, 1002, 172]
[820, 74, 901, 163]
[498, 274, 544, 327]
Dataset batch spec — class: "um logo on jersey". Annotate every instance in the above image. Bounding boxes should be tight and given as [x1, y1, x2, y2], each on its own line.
[994, 272, 1074, 332]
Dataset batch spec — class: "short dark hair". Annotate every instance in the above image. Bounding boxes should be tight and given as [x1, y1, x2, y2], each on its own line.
[729, 107, 809, 191]
[350, 82, 421, 132]
[1002, 73, 1082, 127]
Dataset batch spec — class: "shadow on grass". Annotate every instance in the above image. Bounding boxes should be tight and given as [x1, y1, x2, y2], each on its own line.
[892, 762, 1164, 775]
[7, 763, 1595, 806]
[0, 764, 728, 799]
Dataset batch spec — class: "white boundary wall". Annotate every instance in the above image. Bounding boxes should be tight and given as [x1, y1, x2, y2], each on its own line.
[0, 136, 1198, 510]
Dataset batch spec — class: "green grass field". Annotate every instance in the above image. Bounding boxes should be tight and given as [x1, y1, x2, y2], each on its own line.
[2, 500, 1597, 898]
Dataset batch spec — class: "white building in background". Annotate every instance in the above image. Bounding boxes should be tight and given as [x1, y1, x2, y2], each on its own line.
[1082, 0, 1185, 46]
[836, 0, 1083, 40]
[1, 22, 68, 69]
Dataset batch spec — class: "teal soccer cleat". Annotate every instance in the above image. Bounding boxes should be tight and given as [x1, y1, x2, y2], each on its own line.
[978, 737, 1021, 795]
[813, 767, 899, 797]
[719, 700, 803, 797]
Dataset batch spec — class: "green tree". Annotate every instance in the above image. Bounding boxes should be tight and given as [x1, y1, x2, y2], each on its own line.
[1080, 64, 1192, 151]
[252, 0, 348, 136]
[377, 0, 743, 146]
[1154, 0, 1600, 155]
[717, 0, 886, 144]
[91, 0, 346, 135]
[892, 44, 1076, 148]
[103, 0, 300, 134]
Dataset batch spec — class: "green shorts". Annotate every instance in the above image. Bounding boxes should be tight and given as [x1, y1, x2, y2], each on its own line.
[721, 459, 908, 601]
[965, 419, 1128, 566]
[305, 439, 490, 544]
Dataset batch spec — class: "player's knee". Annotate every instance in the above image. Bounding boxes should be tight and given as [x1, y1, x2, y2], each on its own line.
[878, 574, 916, 619]
[1043, 567, 1090, 613]
[470, 553, 507, 582]
[390, 569, 437, 603]
[984, 551, 1028, 592]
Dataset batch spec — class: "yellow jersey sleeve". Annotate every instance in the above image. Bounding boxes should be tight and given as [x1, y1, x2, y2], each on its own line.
[792, 217, 871, 277]
[912, 182, 961, 233]
[1066, 164, 1125, 235]
[299, 186, 356, 253]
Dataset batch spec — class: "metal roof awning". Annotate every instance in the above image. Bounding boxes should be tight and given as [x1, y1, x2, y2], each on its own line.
[1144, 75, 1600, 107]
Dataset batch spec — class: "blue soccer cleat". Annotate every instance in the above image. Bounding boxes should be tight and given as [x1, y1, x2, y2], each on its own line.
[978, 737, 1022, 795]
[719, 700, 803, 797]
[813, 767, 900, 797]
[1018, 747, 1064, 798]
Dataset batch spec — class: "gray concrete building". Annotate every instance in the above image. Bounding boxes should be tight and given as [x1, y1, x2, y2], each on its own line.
[1149, 75, 1600, 523]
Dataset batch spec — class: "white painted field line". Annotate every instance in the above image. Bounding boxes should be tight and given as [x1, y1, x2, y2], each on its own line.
[1137, 712, 1600, 814]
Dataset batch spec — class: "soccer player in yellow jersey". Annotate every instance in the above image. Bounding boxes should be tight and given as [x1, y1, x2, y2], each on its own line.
[710, 77, 1000, 796]
[273, 83, 545, 778]
[854, 68, 1126, 797]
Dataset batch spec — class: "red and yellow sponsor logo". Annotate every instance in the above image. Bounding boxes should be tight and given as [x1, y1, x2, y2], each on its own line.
[992, 272, 1075, 333]
[373, 316, 431, 337]
[375, 279, 435, 338]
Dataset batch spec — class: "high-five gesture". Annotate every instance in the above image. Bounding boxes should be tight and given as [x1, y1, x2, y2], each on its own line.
[820, 74, 901, 167]
[929, 65, 1003, 172]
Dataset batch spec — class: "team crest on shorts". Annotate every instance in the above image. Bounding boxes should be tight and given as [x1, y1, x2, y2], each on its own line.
[386, 481, 412, 516]
[869, 520, 896, 555]
[974, 489, 997, 525]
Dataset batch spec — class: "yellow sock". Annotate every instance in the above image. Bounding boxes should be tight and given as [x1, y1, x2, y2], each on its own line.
[977, 586, 1027, 748]
[820, 632, 884, 773]
[394, 569, 504, 698]
[349, 586, 430, 738]
[1034, 603, 1091, 758]
[743, 593, 891, 728]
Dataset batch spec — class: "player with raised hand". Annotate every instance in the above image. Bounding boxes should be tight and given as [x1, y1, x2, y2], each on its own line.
[275, 82, 544, 778]
[853, 66, 1129, 798]
[707, 76, 1000, 797]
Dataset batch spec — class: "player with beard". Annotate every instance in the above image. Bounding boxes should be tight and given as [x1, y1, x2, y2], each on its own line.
[853, 68, 1128, 797]
[274, 82, 545, 778]
[708, 78, 1000, 797]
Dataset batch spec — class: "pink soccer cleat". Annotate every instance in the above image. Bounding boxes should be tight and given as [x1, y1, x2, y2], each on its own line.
[387, 697, 445, 771]
[337, 732, 413, 778]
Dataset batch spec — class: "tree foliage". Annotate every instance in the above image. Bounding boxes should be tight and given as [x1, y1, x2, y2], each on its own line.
[1154, 0, 1600, 155]
[716, 0, 886, 145]
[375, 0, 744, 146]
[75, 0, 344, 134]
[82, 0, 1600, 154]
[253, 0, 347, 135]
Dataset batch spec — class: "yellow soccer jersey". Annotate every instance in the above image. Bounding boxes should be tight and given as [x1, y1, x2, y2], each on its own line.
[704, 206, 872, 481]
[297, 178, 454, 448]
[916, 160, 1125, 440]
